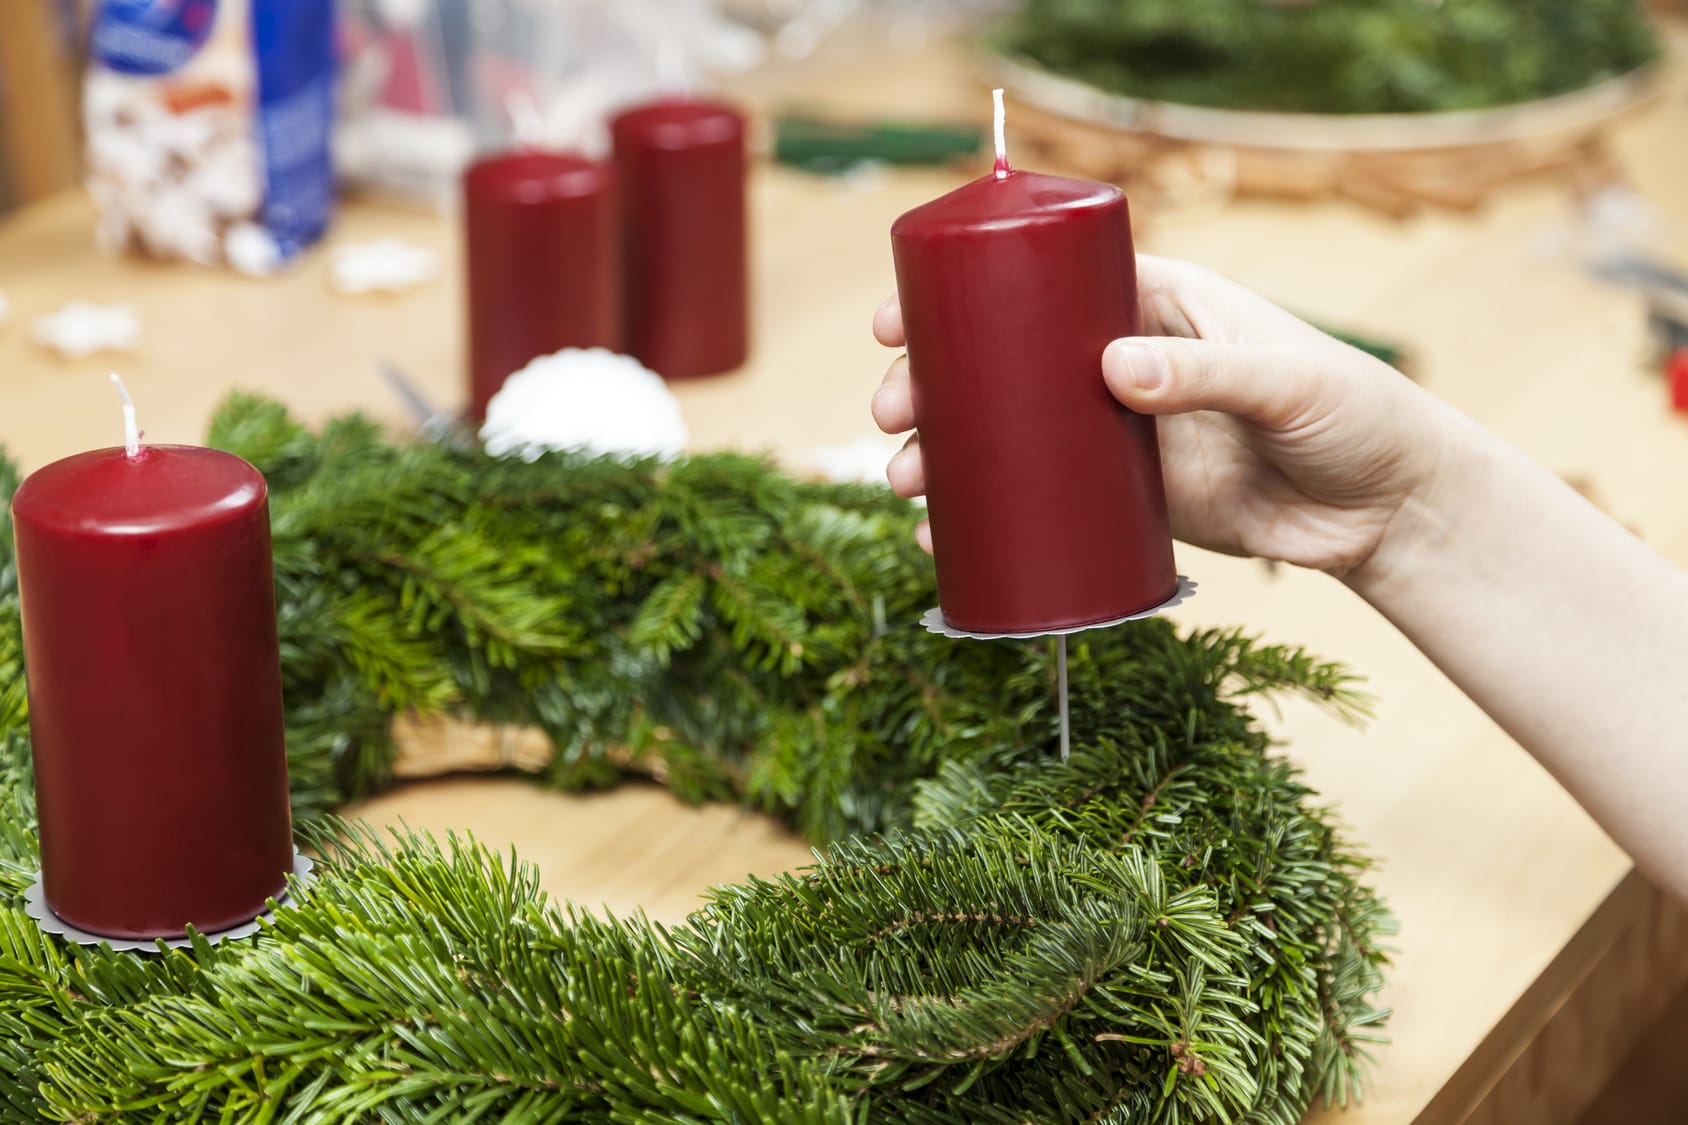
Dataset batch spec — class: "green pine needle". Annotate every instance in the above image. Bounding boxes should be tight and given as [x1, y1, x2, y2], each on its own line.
[0, 395, 1393, 1122]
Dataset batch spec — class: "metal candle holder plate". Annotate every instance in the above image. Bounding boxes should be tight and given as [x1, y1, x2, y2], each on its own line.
[23, 849, 315, 953]
[918, 575, 1197, 641]
[919, 576, 1197, 762]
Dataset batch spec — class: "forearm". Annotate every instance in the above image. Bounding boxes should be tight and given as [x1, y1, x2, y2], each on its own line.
[1346, 404, 1688, 896]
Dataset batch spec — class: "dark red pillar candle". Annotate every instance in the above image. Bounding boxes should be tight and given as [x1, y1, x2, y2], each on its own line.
[11, 444, 294, 939]
[890, 169, 1176, 635]
[611, 97, 748, 378]
[464, 150, 620, 422]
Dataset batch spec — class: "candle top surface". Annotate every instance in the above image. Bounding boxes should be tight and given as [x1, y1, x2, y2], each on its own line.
[612, 98, 744, 148]
[12, 445, 265, 537]
[892, 169, 1124, 238]
[463, 151, 610, 204]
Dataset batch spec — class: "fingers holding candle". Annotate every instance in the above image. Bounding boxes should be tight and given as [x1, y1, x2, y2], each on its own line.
[1109, 256, 1358, 430]
[874, 358, 927, 496]
[1135, 253, 1316, 342]
[1102, 338, 1318, 430]
[872, 371, 934, 554]
[1090, 253, 1462, 575]
[873, 293, 905, 348]
[871, 299, 932, 553]
[886, 432, 926, 499]
[871, 354, 915, 434]
[1104, 255, 1403, 438]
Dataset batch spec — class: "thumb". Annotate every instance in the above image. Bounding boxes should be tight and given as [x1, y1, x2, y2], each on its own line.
[1102, 337, 1316, 429]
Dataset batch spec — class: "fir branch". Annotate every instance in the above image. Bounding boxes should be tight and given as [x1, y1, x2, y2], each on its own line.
[0, 397, 1394, 1123]
[628, 571, 710, 666]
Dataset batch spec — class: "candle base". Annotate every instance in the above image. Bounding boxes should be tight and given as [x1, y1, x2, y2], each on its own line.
[22, 850, 315, 953]
[919, 575, 1197, 641]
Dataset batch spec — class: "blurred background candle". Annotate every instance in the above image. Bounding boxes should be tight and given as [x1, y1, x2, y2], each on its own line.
[611, 96, 748, 378]
[463, 150, 620, 422]
[890, 95, 1175, 635]
[10, 388, 294, 940]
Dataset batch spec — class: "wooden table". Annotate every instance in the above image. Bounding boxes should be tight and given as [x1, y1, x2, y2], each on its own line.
[3, 32, 1688, 1125]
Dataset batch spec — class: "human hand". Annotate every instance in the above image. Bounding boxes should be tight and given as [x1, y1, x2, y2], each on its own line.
[872, 255, 1460, 579]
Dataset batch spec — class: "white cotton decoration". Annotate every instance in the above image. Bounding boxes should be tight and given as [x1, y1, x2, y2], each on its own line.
[806, 433, 928, 506]
[331, 238, 439, 295]
[32, 302, 141, 359]
[189, 139, 262, 216]
[137, 185, 220, 264]
[87, 124, 169, 189]
[806, 434, 903, 486]
[480, 348, 688, 462]
[149, 108, 220, 160]
[225, 223, 282, 277]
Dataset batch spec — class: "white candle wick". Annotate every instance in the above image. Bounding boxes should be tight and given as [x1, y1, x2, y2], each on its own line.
[992, 88, 1010, 180]
[110, 372, 140, 458]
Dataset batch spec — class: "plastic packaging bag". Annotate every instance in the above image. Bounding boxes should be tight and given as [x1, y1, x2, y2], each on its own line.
[84, 0, 336, 274]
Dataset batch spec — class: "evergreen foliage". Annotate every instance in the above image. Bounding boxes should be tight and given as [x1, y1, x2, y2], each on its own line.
[991, 0, 1660, 115]
[0, 395, 1392, 1121]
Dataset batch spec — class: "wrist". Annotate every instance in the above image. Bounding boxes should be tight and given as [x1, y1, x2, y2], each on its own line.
[1340, 397, 1495, 606]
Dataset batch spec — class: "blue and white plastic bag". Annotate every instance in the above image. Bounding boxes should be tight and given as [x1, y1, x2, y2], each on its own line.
[84, 0, 336, 274]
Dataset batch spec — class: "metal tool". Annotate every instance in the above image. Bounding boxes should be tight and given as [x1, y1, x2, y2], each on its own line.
[379, 359, 472, 447]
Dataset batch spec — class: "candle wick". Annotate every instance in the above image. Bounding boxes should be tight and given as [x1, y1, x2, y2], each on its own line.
[992, 88, 1010, 180]
[110, 373, 141, 458]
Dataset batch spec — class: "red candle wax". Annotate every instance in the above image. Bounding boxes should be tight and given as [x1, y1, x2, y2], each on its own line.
[11, 445, 294, 939]
[891, 170, 1176, 634]
[1670, 348, 1688, 413]
[464, 150, 620, 422]
[611, 97, 748, 378]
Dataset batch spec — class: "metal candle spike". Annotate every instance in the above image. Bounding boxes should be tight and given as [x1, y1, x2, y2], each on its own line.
[918, 576, 1197, 764]
[1057, 635, 1070, 763]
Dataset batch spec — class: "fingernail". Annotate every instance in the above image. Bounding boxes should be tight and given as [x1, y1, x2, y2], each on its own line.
[1116, 343, 1168, 391]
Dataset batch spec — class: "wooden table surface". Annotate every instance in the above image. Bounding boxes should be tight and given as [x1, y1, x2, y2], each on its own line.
[3, 30, 1687, 1125]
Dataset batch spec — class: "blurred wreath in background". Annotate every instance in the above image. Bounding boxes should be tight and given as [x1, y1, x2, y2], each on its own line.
[989, 0, 1662, 115]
